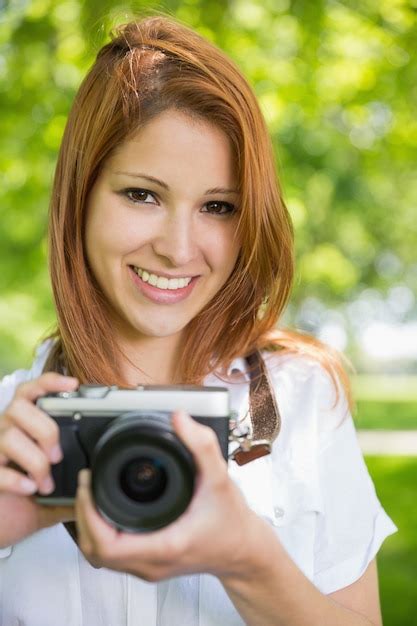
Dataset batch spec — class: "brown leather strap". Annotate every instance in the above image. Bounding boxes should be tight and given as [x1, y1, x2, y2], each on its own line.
[245, 350, 281, 441]
[233, 350, 281, 465]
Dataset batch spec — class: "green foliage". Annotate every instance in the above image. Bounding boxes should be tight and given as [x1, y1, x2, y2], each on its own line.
[366, 456, 417, 626]
[354, 374, 417, 402]
[355, 400, 417, 429]
[1, 0, 416, 372]
[352, 375, 417, 428]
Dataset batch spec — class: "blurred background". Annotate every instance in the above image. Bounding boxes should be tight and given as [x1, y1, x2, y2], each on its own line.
[1, 0, 416, 623]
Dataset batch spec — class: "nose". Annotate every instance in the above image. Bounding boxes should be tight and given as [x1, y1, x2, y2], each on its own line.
[152, 212, 199, 268]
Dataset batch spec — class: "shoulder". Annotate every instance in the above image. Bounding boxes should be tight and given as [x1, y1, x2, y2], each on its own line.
[260, 349, 350, 435]
[261, 349, 326, 385]
[0, 339, 54, 413]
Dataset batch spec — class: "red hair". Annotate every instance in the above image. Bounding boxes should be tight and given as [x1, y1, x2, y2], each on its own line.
[41, 15, 352, 408]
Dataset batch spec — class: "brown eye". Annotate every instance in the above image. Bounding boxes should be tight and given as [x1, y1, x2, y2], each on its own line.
[203, 201, 236, 216]
[125, 188, 156, 204]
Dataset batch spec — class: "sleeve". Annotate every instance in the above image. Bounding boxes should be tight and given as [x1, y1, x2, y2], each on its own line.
[312, 368, 398, 594]
[0, 339, 54, 414]
[0, 368, 31, 414]
[0, 340, 54, 559]
[0, 370, 30, 558]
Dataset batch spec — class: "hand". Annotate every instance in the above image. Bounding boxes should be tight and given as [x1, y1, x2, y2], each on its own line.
[0, 372, 79, 547]
[75, 410, 263, 581]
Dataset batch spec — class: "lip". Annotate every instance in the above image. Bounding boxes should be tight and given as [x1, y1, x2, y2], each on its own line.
[129, 266, 200, 304]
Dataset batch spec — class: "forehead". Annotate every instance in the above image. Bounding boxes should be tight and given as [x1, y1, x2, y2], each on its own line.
[105, 110, 237, 184]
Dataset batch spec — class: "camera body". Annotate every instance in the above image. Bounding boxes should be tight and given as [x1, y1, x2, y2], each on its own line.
[35, 384, 230, 532]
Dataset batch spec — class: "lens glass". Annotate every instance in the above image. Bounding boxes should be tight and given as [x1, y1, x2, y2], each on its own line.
[119, 457, 168, 503]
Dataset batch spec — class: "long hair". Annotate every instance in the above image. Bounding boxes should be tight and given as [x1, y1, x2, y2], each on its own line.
[41, 14, 352, 407]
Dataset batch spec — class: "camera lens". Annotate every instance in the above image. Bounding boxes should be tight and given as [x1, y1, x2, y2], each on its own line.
[119, 457, 168, 503]
[91, 411, 196, 532]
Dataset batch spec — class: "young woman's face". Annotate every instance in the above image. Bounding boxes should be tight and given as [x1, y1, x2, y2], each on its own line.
[85, 109, 241, 343]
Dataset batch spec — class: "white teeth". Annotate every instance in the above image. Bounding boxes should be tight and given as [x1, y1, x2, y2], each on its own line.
[134, 267, 193, 290]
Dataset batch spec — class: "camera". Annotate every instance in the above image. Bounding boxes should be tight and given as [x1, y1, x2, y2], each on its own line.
[35, 384, 230, 532]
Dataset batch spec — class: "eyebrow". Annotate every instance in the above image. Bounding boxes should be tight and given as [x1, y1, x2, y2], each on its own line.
[114, 171, 239, 196]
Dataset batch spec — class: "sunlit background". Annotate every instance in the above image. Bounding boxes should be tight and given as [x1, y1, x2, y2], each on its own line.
[1, 1, 416, 624]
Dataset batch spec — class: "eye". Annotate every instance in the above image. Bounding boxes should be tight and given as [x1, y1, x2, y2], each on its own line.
[124, 188, 157, 204]
[202, 201, 236, 216]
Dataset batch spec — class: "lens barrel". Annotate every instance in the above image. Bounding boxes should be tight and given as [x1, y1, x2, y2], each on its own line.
[91, 411, 195, 532]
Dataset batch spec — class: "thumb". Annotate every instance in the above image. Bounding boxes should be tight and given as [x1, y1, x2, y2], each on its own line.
[171, 410, 227, 478]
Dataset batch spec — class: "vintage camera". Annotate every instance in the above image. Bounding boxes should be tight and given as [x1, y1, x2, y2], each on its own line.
[35, 384, 230, 532]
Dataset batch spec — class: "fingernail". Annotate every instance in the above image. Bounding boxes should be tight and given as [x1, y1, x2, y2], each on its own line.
[78, 469, 89, 486]
[40, 475, 55, 494]
[20, 478, 38, 494]
[49, 444, 63, 464]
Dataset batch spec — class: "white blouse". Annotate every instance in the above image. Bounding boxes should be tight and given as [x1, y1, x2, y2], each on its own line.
[0, 341, 397, 626]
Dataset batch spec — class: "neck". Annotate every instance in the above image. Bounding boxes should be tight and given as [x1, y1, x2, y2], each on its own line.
[117, 333, 183, 386]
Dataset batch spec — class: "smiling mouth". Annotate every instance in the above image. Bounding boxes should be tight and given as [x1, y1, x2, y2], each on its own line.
[129, 265, 200, 304]
[130, 266, 199, 290]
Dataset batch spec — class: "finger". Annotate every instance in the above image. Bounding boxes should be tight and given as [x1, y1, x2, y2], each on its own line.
[75, 470, 104, 568]
[171, 411, 227, 480]
[0, 465, 38, 495]
[76, 470, 127, 570]
[3, 397, 63, 464]
[76, 470, 119, 549]
[15, 372, 78, 403]
[109, 521, 184, 566]
[76, 470, 178, 564]
[0, 427, 54, 494]
[75, 484, 94, 557]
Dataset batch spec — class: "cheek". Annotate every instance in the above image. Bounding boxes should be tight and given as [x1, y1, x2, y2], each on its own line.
[207, 229, 240, 273]
[87, 212, 143, 262]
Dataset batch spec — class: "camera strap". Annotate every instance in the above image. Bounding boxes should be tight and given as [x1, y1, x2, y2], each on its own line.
[230, 350, 281, 466]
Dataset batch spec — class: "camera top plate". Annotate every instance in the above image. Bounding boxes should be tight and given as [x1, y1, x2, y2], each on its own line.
[36, 384, 230, 418]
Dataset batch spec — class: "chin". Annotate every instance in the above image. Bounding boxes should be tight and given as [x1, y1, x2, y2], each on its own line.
[132, 321, 187, 338]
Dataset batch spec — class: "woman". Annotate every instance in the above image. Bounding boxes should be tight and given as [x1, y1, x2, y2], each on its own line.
[0, 15, 396, 626]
